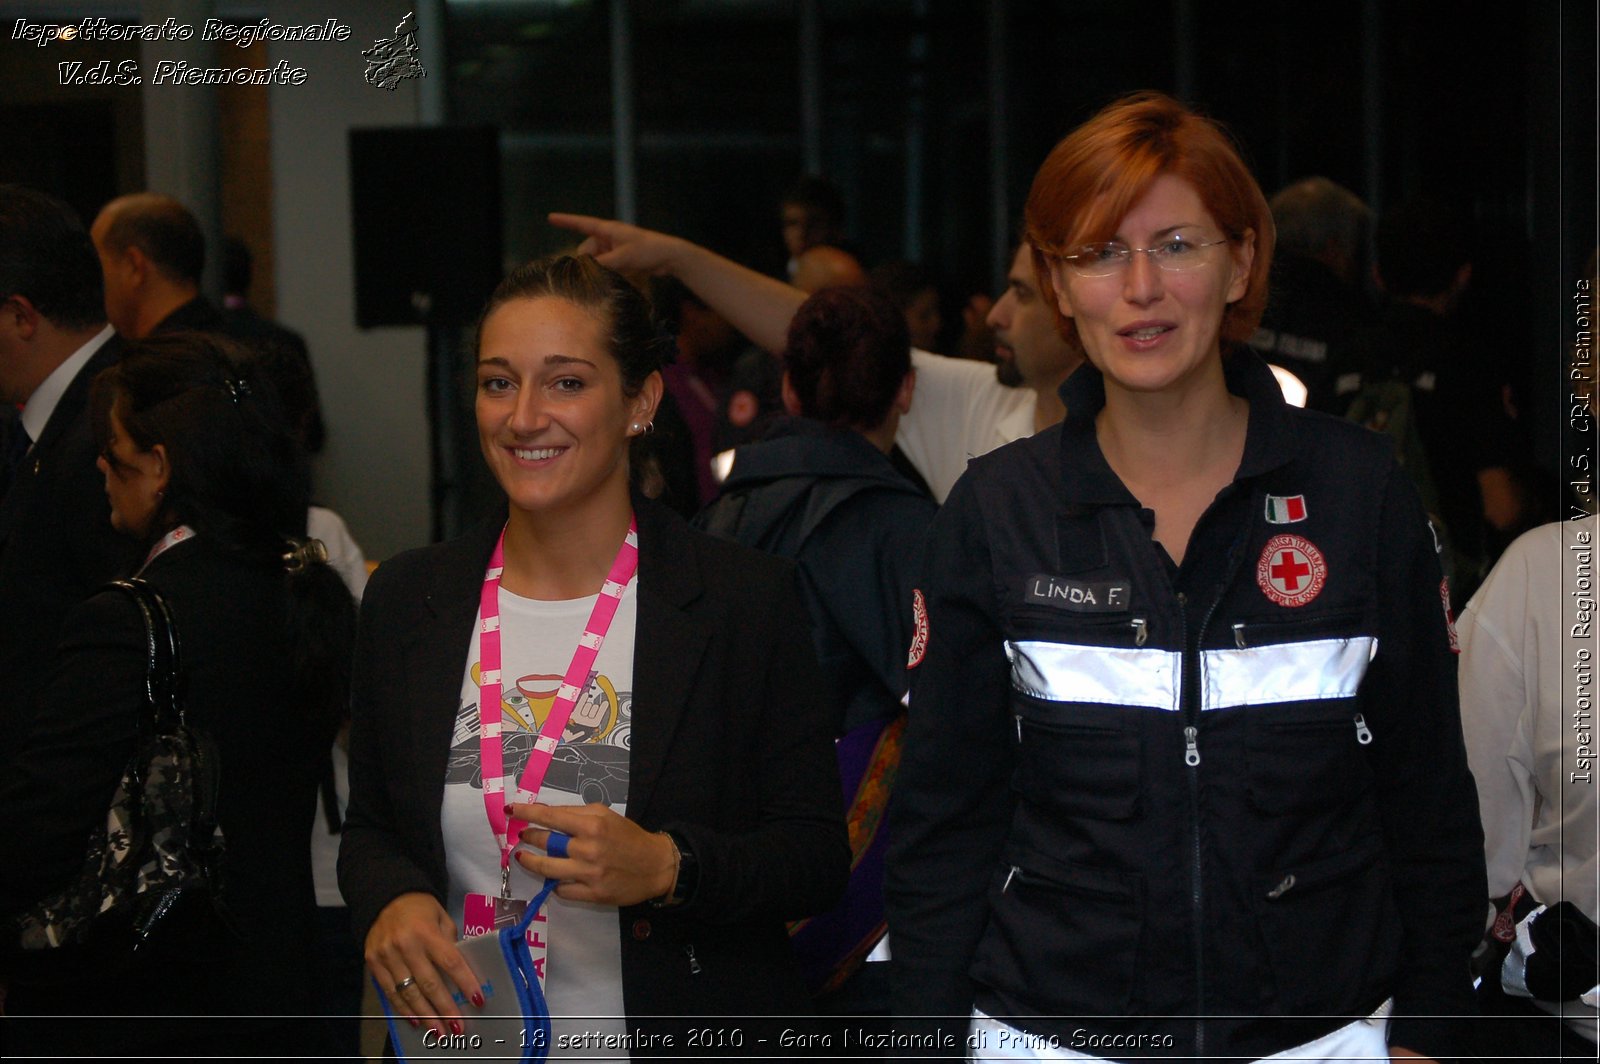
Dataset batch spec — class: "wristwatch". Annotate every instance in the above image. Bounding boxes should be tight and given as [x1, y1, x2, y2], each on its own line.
[651, 830, 699, 908]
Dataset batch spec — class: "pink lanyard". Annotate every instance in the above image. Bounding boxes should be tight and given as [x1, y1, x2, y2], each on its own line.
[139, 525, 196, 571]
[477, 516, 639, 892]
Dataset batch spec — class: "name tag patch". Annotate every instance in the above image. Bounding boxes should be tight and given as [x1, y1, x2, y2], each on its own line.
[1024, 573, 1130, 613]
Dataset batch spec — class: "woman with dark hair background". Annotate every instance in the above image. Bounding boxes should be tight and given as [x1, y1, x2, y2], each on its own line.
[0, 332, 357, 1056]
[697, 285, 936, 1014]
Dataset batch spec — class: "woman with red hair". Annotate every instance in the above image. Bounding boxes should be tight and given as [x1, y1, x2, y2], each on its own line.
[887, 92, 1484, 1062]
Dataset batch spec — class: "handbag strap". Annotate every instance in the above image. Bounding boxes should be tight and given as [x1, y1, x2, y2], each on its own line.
[107, 578, 185, 735]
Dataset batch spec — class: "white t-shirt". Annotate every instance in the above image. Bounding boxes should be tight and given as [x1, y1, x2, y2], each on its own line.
[308, 506, 369, 603]
[894, 348, 1037, 502]
[442, 583, 638, 1060]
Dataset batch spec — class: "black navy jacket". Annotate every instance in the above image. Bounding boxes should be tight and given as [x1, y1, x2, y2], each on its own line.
[886, 354, 1486, 1060]
[696, 419, 937, 734]
[339, 498, 849, 1038]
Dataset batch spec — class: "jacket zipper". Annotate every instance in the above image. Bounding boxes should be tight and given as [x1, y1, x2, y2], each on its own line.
[685, 943, 702, 975]
[1178, 535, 1249, 1059]
[1176, 592, 1204, 1057]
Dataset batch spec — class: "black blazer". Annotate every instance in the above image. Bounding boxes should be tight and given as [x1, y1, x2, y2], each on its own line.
[0, 335, 135, 751]
[339, 498, 849, 1034]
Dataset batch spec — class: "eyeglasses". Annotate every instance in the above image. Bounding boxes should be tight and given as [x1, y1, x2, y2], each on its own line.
[1058, 237, 1230, 278]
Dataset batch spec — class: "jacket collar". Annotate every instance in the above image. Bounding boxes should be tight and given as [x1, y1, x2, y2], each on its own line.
[1057, 349, 1298, 505]
[413, 493, 707, 823]
[723, 419, 913, 492]
[418, 493, 704, 614]
[152, 295, 226, 336]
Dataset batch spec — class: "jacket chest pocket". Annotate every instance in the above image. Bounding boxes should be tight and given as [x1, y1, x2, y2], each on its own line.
[973, 843, 1144, 1015]
[1010, 690, 1144, 821]
[1244, 701, 1375, 815]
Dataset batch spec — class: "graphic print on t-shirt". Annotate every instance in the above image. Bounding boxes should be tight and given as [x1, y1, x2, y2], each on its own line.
[446, 664, 633, 810]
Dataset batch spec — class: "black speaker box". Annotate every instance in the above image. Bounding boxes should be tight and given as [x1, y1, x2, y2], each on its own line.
[349, 126, 502, 328]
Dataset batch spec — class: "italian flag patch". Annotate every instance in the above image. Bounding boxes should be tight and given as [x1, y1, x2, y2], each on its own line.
[1265, 494, 1307, 524]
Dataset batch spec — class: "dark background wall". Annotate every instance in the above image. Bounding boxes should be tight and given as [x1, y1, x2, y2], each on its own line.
[443, 0, 1593, 477]
[1, 0, 1593, 550]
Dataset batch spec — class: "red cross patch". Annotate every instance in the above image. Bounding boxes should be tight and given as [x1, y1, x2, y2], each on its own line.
[1256, 534, 1327, 608]
[1441, 578, 1460, 653]
[907, 589, 929, 668]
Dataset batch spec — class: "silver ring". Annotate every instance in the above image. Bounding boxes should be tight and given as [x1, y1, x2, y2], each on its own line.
[393, 976, 417, 994]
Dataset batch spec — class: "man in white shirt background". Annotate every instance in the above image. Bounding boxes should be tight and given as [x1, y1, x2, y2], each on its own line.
[550, 213, 1080, 501]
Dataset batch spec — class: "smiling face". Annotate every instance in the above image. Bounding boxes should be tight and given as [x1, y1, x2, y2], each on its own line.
[476, 295, 660, 522]
[96, 403, 168, 538]
[1045, 173, 1253, 398]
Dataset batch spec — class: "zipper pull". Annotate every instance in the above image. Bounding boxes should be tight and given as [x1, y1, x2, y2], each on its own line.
[1014, 714, 1022, 742]
[1183, 725, 1201, 767]
[1232, 622, 1247, 649]
[1266, 873, 1296, 900]
[1131, 617, 1148, 646]
[685, 944, 702, 975]
[1002, 865, 1019, 893]
[1353, 713, 1373, 745]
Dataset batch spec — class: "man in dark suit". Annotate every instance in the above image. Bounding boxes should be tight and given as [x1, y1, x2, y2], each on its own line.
[0, 185, 134, 750]
[90, 192, 225, 339]
[91, 197, 328, 453]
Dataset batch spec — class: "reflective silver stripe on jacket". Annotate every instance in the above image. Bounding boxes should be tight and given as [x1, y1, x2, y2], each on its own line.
[1006, 636, 1376, 712]
[1006, 640, 1182, 711]
[1201, 636, 1377, 711]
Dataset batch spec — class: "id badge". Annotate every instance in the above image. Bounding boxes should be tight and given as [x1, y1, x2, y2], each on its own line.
[462, 892, 526, 937]
[462, 893, 549, 990]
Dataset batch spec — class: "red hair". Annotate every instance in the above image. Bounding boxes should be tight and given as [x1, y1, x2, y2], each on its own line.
[1023, 92, 1275, 352]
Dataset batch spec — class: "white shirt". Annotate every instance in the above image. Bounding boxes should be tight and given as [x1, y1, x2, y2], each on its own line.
[307, 506, 369, 602]
[443, 583, 638, 1060]
[20, 325, 114, 443]
[894, 348, 1037, 503]
[1458, 518, 1599, 1040]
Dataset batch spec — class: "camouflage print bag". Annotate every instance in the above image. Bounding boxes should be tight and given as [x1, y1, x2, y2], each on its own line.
[9, 578, 232, 985]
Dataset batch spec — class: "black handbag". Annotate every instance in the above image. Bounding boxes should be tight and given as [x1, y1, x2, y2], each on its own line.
[10, 578, 234, 984]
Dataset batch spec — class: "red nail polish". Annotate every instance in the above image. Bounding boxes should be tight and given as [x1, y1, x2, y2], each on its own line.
[451, 1020, 464, 1036]
[504, 804, 514, 815]
[408, 1017, 420, 1029]
[472, 991, 485, 1008]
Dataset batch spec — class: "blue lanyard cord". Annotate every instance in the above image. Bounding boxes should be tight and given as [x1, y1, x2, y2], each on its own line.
[505, 878, 559, 1063]
[375, 877, 560, 1064]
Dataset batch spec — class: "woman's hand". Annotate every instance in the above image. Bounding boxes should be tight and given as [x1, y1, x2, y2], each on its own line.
[1389, 1048, 1438, 1063]
[511, 801, 678, 907]
[547, 214, 689, 279]
[364, 892, 483, 1034]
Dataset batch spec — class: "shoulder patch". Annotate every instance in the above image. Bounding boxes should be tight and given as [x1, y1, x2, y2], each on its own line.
[1441, 578, 1459, 653]
[907, 589, 929, 669]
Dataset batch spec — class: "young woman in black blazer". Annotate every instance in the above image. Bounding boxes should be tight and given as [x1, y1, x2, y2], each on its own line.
[339, 255, 848, 1052]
